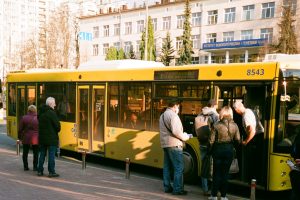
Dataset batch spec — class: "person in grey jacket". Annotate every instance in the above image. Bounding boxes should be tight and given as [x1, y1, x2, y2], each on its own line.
[159, 99, 192, 195]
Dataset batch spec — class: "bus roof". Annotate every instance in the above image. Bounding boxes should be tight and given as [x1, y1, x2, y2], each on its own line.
[78, 59, 165, 70]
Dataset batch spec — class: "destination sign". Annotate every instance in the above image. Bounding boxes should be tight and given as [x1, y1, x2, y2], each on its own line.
[154, 70, 199, 80]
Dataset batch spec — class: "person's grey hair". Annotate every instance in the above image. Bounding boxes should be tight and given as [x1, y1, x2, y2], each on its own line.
[233, 101, 244, 110]
[46, 97, 56, 107]
[219, 106, 233, 120]
[28, 105, 37, 113]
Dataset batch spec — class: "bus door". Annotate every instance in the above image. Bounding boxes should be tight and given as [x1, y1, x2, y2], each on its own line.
[77, 86, 90, 152]
[77, 85, 106, 153]
[92, 86, 105, 153]
[17, 85, 36, 126]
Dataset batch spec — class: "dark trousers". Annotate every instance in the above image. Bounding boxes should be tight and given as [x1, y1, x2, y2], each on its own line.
[290, 170, 300, 200]
[211, 143, 234, 197]
[22, 144, 39, 170]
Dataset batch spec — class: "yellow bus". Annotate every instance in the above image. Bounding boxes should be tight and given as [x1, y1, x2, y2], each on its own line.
[5, 56, 300, 191]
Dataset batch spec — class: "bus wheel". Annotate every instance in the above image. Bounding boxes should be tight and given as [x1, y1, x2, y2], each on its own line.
[183, 147, 198, 183]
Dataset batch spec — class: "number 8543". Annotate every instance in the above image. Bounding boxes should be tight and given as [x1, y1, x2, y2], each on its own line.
[246, 69, 264, 76]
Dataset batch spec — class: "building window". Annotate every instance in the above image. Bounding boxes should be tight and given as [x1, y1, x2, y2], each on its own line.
[177, 15, 184, 29]
[152, 18, 157, 31]
[224, 7, 235, 23]
[163, 16, 171, 30]
[136, 40, 141, 53]
[125, 22, 132, 35]
[191, 35, 200, 49]
[103, 25, 109, 37]
[223, 31, 234, 41]
[93, 44, 99, 56]
[208, 10, 218, 25]
[114, 24, 120, 36]
[93, 26, 99, 38]
[206, 33, 217, 43]
[192, 57, 199, 64]
[103, 43, 109, 55]
[137, 20, 145, 33]
[124, 41, 132, 54]
[260, 28, 273, 43]
[243, 5, 255, 21]
[176, 37, 182, 50]
[262, 2, 275, 19]
[113, 42, 120, 50]
[192, 12, 201, 27]
[241, 30, 253, 40]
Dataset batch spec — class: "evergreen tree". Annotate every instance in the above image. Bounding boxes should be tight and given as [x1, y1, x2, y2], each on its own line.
[178, 0, 193, 65]
[147, 16, 156, 61]
[160, 32, 175, 66]
[273, 1, 298, 54]
[105, 47, 118, 60]
[117, 48, 126, 59]
[140, 31, 146, 60]
[129, 45, 136, 59]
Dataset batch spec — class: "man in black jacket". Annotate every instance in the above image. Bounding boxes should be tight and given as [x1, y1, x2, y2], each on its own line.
[37, 97, 61, 177]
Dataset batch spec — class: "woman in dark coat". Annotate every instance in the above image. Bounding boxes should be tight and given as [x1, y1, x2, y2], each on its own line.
[208, 106, 241, 200]
[18, 105, 39, 171]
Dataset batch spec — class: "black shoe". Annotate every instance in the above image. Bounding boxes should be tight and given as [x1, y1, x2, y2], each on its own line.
[33, 167, 38, 171]
[48, 173, 59, 178]
[172, 190, 188, 195]
[37, 172, 43, 176]
[24, 167, 29, 171]
[164, 188, 173, 193]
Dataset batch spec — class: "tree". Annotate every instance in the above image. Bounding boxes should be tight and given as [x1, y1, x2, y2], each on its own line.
[139, 16, 155, 61]
[160, 32, 175, 66]
[273, 1, 298, 54]
[178, 0, 193, 65]
[117, 48, 126, 59]
[129, 45, 136, 59]
[106, 47, 118, 60]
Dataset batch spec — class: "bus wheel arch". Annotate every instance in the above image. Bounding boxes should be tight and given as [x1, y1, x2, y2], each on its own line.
[183, 145, 198, 183]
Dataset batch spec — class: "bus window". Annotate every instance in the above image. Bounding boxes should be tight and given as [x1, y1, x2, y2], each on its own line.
[8, 84, 16, 116]
[120, 83, 151, 130]
[275, 79, 300, 153]
[108, 84, 119, 127]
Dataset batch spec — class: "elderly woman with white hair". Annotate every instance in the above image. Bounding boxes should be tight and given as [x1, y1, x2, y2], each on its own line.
[208, 106, 241, 200]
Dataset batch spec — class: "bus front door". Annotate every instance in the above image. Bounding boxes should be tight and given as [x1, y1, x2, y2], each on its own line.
[77, 85, 105, 154]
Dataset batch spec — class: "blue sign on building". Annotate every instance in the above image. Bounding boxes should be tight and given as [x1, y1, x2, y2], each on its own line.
[79, 32, 92, 41]
[202, 39, 267, 50]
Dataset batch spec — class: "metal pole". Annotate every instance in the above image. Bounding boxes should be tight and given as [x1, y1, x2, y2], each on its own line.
[125, 158, 130, 179]
[82, 151, 86, 170]
[16, 140, 20, 156]
[250, 179, 256, 200]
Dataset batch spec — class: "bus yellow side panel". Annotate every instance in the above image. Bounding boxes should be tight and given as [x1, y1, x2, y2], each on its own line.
[105, 127, 163, 168]
[59, 122, 77, 151]
[6, 116, 17, 139]
[269, 154, 292, 191]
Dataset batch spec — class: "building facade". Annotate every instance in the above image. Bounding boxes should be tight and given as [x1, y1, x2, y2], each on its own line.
[79, 0, 299, 65]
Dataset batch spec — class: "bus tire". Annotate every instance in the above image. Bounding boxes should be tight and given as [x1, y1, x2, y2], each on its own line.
[183, 146, 198, 183]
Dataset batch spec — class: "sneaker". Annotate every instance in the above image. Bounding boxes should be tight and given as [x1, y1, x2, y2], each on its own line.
[172, 190, 187, 195]
[48, 173, 60, 178]
[208, 196, 218, 200]
[221, 197, 229, 200]
[37, 172, 43, 176]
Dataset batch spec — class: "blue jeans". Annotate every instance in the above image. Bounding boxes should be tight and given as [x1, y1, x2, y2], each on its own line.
[38, 145, 57, 174]
[200, 145, 209, 192]
[163, 147, 184, 193]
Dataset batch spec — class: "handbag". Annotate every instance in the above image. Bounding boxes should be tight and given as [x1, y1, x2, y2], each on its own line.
[201, 154, 213, 180]
[229, 157, 239, 174]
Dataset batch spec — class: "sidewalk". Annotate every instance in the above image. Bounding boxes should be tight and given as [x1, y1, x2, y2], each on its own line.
[0, 126, 247, 200]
